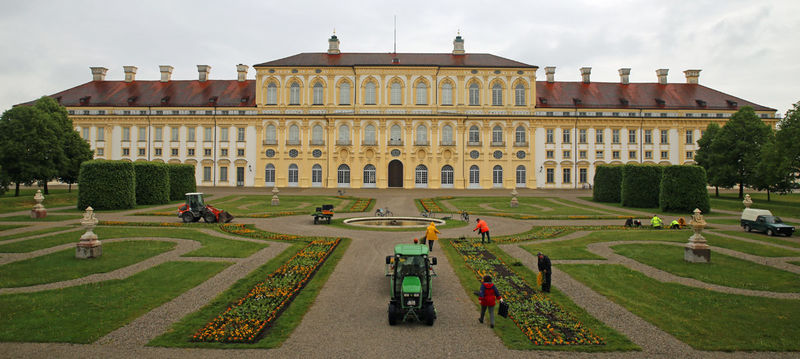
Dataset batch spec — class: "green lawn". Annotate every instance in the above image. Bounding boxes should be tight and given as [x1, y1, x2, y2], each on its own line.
[439, 196, 625, 216]
[0, 214, 82, 222]
[0, 226, 75, 242]
[611, 243, 800, 292]
[718, 231, 800, 249]
[0, 227, 267, 258]
[709, 192, 800, 218]
[559, 264, 800, 350]
[326, 217, 468, 232]
[0, 261, 229, 343]
[577, 196, 726, 217]
[149, 238, 351, 349]
[440, 238, 638, 352]
[0, 189, 79, 214]
[0, 240, 176, 288]
[0, 224, 27, 232]
[202, 195, 350, 215]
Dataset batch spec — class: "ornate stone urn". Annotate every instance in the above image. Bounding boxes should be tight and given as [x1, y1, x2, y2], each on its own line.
[76, 207, 102, 259]
[742, 194, 753, 209]
[685, 208, 710, 263]
[271, 186, 280, 206]
[30, 190, 47, 219]
[510, 189, 519, 208]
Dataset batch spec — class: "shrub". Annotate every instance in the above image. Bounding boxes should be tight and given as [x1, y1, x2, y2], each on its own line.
[592, 165, 622, 203]
[168, 164, 196, 200]
[621, 164, 663, 208]
[77, 160, 136, 210]
[660, 165, 711, 214]
[134, 162, 170, 205]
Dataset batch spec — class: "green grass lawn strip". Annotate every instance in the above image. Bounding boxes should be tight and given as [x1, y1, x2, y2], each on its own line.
[558, 264, 800, 351]
[709, 193, 800, 218]
[149, 237, 350, 348]
[705, 233, 800, 257]
[325, 217, 468, 232]
[611, 243, 800, 292]
[440, 238, 637, 351]
[0, 261, 229, 343]
[718, 231, 800, 249]
[0, 189, 78, 214]
[0, 214, 82, 222]
[0, 224, 26, 232]
[0, 240, 176, 288]
[0, 226, 75, 242]
[440, 196, 611, 216]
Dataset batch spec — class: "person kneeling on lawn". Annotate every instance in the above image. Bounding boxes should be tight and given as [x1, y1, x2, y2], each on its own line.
[651, 214, 663, 229]
[670, 219, 680, 229]
[478, 275, 502, 328]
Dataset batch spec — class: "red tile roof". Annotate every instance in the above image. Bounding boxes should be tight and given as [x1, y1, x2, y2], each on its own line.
[536, 82, 775, 111]
[254, 53, 536, 68]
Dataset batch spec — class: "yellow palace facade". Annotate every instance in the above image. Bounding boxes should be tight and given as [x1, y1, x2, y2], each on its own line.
[46, 34, 777, 189]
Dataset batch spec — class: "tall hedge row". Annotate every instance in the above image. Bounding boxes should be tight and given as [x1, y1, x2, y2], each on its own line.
[659, 165, 710, 214]
[134, 162, 170, 205]
[621, 164, 663, 208]
[77, 160, 136, 210]
[592, 165, 622, 203]
[169, 164, 196, 200]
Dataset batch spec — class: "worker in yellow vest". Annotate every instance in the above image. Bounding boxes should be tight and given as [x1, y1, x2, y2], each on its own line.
[651, 214, 663, 229]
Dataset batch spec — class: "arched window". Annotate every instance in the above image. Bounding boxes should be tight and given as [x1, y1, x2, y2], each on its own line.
[338, 124, 350, 145]
[265, 124, 277, 144]
[365, 82, 376, 105]
[288, 124, 300, 144]
[493, 165, 503, 186]
[469, 83, 480, 106]
[442, 125, 453, 145]
[364, 124, 376, 145]
[516, 165, 526, 186]
[363, 164, 376, 185]
[441, 83, 453, 105]
[492, 125, 503, 144]
[416, 124, 427, 145]
[441, 165, 454, 186]
[469, 165, 480, 185]
[312, 125, 324, 145]
[416, 82, 427, 105]
[311, 164, 322, 186]
[390, 82, 402, 105]
[415, 165, 428, 186]
[313, 82, 324, 105]
[266, 83, 277, 105]
[339, 82, 350, 105]
[515, 83, 526, 106]
[515, 126, 526, 144]
[468, 125, 480, 143]
[492, 83, 503, 106]
[265, 164, 275, 185]
[390, 124, 402, 145]
[337, 164, 350, 186]
[288, 164, 299, 186]
[289, 82, 300, 105]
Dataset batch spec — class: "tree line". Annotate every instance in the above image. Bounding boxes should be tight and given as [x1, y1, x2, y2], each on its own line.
[695, 102, 800, 200]
[0, 97, 93, 196]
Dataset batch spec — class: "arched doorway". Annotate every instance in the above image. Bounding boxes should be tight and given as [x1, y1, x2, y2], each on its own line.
[388, 160, 403, 187]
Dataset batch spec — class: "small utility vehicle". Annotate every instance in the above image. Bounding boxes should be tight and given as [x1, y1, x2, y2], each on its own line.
[178, 193, 234, 223]
[741, 208, 794, 237]
[311, 204, 334, 224]
[385, 244, 437, 325]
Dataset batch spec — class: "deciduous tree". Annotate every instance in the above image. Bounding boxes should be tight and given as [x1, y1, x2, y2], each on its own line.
[710, 107, 772, 199]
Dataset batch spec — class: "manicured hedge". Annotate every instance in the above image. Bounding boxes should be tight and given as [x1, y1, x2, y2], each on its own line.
[134, 162, 170, 205]
[592, 165, 622, 203]
[659, 165, 711, 214]
[77, 160, 136, 210]
[168, 164, 196, 200]
[621, 164, 663, 208]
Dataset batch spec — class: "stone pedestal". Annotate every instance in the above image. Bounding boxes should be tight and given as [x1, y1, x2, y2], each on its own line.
[684, 208, 710, 263]
[30, 190, 47, 219]
[510, 189, 519, 208]
[271, 186, 280, 206]
[743, 194, 753, 209]
[76, 207, 102, 259]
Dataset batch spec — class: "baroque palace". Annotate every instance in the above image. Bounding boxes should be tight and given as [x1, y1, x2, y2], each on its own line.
[43, 34, 777, 189]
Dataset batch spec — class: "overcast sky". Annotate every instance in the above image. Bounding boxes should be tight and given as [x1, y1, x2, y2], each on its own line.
[1, 0, 798, 115]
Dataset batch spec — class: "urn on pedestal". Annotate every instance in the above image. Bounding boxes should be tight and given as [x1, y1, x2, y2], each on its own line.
[271, 187, 280, 206]
[30, 190, 47, 219]
[76, 206, 102, 259]
[684, 208, 710, 263]
[510, 189, 519, 208]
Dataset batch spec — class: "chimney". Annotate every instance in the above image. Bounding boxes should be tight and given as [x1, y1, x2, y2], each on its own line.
[452, 34, 465, 55]
[580, 67, 591, 84]
[684, 69, 701, 84]
[123, 66, 137, 82]
[90, 67, 108, 81]
[328, 34, 340, 55]
[236, 64, 249, 82]
[159, 65, 174, 82]
[656, 68, 669, 85]
[618, 68, 631, 85]
[544, 66, 556, 83]
[197, 65, 211, 82]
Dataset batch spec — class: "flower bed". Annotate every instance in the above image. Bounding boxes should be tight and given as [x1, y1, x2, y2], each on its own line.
[192, 238, 340, 343]
[347, 198, 373, 212]
[219, 223, 302, 241]
[99, 220, 196, 227]
[418, 198, 443, 213]
[493, 225, 671, 243]
[451, 237, 604, 346]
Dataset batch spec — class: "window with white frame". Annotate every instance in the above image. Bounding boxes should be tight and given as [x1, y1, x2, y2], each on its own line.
[469, 83, 480, 105]
[416, 82, 427, 105]
[339, 82, 350, 105]
[579, 129, 587, 143]
[171, 127, 178, 141]
[264, 164, 275, 184]
[265, 125, 277, 144]
[563, 129, 571, 143]
[365, 82, 376, 105]
[390, 82, 402, 105]
[311, 164, 322, 185]
[138, 127, 146, 142]
[516, 165, 526, 186]
[154, 127, 162, 142]
[187, 127, 195, 142]
[579, 168, 587, 183]
[81, 127, 89, 140]
[661, 129, 669, 144]
[493, 165, 503, 186]
[415, 165, 428, 185]
[337, 164, 350, 185]
[442, 125, 453, 145]
[612, 129, 620, 144]
[237, 127, 245, 141]
[441, 165, 454, 185]
[288, 164, 299, 185]
[595, 128, 604, 143]
[492, 125, 503, 144]
[628, 129, 637, 144]
[203, 166, 211, 182]
[220, 166, 228, 182]
[97, 127, 104, 141]
[685, 130, 694, 144]
[267, 83, 277, 105]
[491, 83, 503, 106]
[288, 125, 300, 144]
[312, 125, 324, 144]
[468, 126, 480, 143]
[338, 124, 350, 145]
[442, 83, 453, 105]
[204, 127, 213, 142]
[546, 129, 554, 143]
[644, 130, 652, 144]
[563, 168, 571, 183]
[546, 168, 554, 183]
[390, 124, 402, 144]
[289, 82, 300, 105]
[469, 165, 480, 185]
[515, 84, 525, 106]
[313, 83, 324, 105]
[515, 126, 526, 144]
[364, 124, 376, 145]
[363, 164, 376, 184]
[416, 125, 427, 145]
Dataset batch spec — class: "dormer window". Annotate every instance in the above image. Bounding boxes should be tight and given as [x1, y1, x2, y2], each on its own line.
[572, 98, 582, 106]
[127, 96, 137, 104]
[726, 100, 738, 108]
[79, 96, 91, 105]
[619, 98, 629, 106]
[655, 98, 666, 106]
[240, 96, 249, 103]
[538, 97, 547, 105]
[208, 96, 218, 105]
[161, 96, 170, 104]
[696, 99, 707, 107]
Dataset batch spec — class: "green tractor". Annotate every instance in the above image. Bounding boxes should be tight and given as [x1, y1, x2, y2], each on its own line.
[385, 243, 437, 325]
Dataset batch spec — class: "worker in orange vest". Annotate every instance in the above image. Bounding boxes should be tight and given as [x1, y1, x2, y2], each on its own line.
[473, 218, 491, 243]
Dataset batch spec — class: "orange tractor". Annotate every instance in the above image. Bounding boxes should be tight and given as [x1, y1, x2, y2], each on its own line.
[177, 192, 234, 223]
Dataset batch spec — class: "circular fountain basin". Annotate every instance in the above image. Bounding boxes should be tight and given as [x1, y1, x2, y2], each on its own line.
[343, 216, 446, 228]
